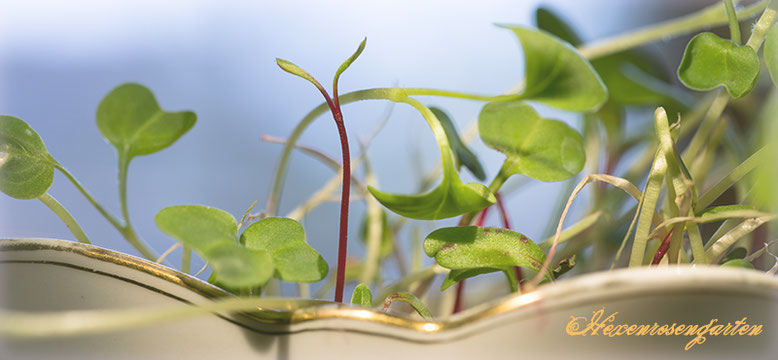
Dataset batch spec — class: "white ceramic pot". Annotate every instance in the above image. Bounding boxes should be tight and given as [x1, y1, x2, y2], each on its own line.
[1, 238, 777, 359]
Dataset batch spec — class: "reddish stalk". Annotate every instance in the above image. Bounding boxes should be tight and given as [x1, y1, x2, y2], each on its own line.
[495, 193, 523, 289]
[651, 228, 675, 265]
[453, 206, 491, 314]
[302, 78, 351, 303]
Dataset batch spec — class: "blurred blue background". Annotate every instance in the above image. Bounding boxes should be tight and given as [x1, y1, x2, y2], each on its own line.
[0, 0, 713, 296]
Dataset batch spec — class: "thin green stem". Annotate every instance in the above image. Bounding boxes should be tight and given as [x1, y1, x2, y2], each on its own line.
[55, 165, 123, 231]
[724, 0, 742, 45]
[116, 153, 158, 260]
[37, 192, 90, 244]
[578, 0, 767, 59]
[181, 246, 191, 274]
[695, 146, 767, 212]
[265, 87, 518, 217]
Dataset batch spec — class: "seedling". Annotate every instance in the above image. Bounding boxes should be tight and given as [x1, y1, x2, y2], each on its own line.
[2, 0, 778, 336]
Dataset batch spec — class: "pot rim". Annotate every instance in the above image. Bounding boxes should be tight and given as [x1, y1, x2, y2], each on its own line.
[3, 237, 777, 341]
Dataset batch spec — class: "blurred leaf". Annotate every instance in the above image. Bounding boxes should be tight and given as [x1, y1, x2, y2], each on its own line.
[479, 101, 585, 182]
[499, 25, 607, 112]
[424, 226, 547, 277]
[764, 24, 778, 87]
[721, 247, 747, 263]
[97, 83, 196, 160]
[382, 292, 433, 320]
[241, 217, 328, 283]
[0, 116, 58, 199]
[430, 107, 486, 180]
[678, 32, 759, 98]
[552, 254, 576, 278]
[534, 7, 582, 46]
[721, 258, 754, 269]
[156, 205, 273, 289]
[350, 283, 373, 307]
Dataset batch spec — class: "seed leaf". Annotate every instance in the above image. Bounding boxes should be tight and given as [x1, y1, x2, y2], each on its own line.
[241, 217, 328, 283]
[478, 101, 585, 182]
[350, 283, 373, 307]
[97, 83, 196, 160]
[424, 226, 547, 275]
[721, 258, 754, 269]
[368, 98, 495, 220]
[155, 205, 274, 288]
[334, 38, 367, 90]
[0, 116, 58, 199]
[430, 107, 486, 181]
[498, 25, 607, 112]
[677, 32, 759, 98]
[764, 24, 778, 87]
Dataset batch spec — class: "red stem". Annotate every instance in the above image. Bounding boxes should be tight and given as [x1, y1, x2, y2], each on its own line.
[495, 193, 523, 289]
[453, 206, 491, 314]
[651, 228, 675, 265]
[331, 106, 351, 303]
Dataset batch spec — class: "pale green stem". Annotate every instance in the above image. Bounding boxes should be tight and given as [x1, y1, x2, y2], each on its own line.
[374, 265, 445, 307]
[181, 246, 191, 274]
[578, 0, 767, 59]
[724, 0, 742, 45]
[360, 156, 383, 285]
[539, 211, 604, 249]
[55, 165, 123, 231]
[37, 192, 90, 244]
[117, 153, 158, 260]
[695, 146, 767, 213]
[745, 0, 778, 51]
[629, 110, 672, 267]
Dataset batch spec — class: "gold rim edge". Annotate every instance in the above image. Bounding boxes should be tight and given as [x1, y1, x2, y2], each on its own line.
[2, 238, 778, 338]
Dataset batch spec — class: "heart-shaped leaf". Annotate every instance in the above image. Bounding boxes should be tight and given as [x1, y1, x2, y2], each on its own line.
[0, 116, 58, 199]
[350, 283, 373, 307]
[424, 226, 547, 275]
[479, 100, 585, 182]
[156, 205, 274, 288]
[97, 83, 196, 160]
[764, 24, 778, 87]
[368, 98, 495, 220]
[499, 25, 607, 112]
[240, 217, 328, 283]
[430, 107, 486, 181]
[677, 32, 759, 98]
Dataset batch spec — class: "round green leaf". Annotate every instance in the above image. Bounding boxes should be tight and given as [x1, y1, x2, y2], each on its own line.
[763, 24, 778, 87]
[424, 226, 547, 273]
[240, 217, 328, 283]
[478, 101, 585, 182]
[207, 244, 274, 288]
[350, 283, 373, 307]
[97, 83, 196, 160]
[0, 115, 58, 199]
[677, 32, 759, 98]
[499, 25, 607, 112]
[156, 205, 274, 289]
